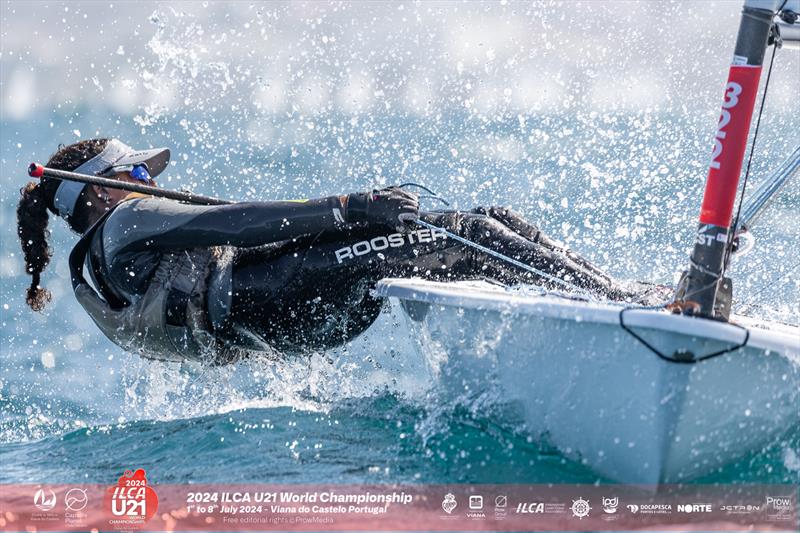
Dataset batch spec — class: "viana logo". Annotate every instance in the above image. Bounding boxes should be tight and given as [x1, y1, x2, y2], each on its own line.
[469, 496, 483, 510]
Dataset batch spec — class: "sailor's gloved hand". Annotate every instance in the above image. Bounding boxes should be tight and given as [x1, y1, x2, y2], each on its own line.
[345, 186, 419, 232]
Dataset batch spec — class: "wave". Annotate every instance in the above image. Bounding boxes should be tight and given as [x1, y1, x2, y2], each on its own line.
[2, 388, 798, 485]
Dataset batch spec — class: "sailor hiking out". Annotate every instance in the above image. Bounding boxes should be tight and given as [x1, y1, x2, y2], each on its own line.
[18, 138, 654, 364]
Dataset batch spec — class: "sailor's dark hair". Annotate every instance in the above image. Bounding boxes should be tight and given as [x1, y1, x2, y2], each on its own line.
[16, 138, 109, 312]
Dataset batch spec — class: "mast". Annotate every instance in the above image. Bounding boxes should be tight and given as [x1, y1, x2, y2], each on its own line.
[675, 0, 785, 320]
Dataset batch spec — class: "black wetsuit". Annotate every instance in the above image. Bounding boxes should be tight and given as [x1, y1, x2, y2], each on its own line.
[89, 195, 632, 359]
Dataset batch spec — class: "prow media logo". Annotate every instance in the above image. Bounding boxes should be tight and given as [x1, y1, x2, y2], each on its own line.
[765, 495, 794, 522]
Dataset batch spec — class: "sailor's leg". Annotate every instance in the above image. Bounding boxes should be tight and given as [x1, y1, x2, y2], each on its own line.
[470, 205, 542, 242]
[471, 205, 615, 282]
[424, 211, 631, 299]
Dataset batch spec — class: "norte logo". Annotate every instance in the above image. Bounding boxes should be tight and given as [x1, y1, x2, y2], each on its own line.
[104, 469, 158, 529]
[677, 504, 712, 513]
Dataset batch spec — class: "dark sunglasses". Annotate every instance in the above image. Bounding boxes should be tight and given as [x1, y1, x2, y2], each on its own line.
[100, 163, 152, 183]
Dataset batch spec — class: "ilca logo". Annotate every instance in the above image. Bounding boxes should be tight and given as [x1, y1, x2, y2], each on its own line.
[33, 488, 57, 511]
[442, 493, 457, 514]
[516, 502, 545, 514]
[105, 468, 159, 529]
[571, 497, 591, 519]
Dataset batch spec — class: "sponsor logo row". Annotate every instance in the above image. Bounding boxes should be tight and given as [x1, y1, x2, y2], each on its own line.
[440, 493, 795, 521]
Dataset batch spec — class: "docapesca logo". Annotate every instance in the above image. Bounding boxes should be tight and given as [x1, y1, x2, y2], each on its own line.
[628, 503, 671, 515]
[104, 469, 159, 529]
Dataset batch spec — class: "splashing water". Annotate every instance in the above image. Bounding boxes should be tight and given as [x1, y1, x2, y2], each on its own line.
[0, 1, 798, 487]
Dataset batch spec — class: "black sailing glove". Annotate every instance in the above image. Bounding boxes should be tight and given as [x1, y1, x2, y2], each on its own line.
[345, 186, 420, 232]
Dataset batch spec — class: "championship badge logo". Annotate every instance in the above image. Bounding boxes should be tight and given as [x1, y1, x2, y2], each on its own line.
[104, 469, 159, 529]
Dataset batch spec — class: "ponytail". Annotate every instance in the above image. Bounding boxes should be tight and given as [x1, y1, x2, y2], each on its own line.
[16, 138, 109, 312]
[17, 181, 54, 311]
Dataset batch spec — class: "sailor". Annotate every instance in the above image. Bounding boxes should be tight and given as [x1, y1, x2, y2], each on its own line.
[17, 138, 644, 364]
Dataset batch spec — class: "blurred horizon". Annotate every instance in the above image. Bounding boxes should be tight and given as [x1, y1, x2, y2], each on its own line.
[3, 1, 798, 122]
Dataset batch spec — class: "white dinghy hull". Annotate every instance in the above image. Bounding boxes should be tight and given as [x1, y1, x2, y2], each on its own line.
[376, 278, 800, 484]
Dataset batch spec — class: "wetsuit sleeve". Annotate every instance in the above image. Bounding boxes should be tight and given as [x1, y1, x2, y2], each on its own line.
[103, 196, 348, 256]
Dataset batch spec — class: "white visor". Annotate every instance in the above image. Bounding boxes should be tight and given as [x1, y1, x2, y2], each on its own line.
[53, 139, 170, 219]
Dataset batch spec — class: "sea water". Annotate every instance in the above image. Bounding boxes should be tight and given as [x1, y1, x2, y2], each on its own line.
[1, 0, 798, 491]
